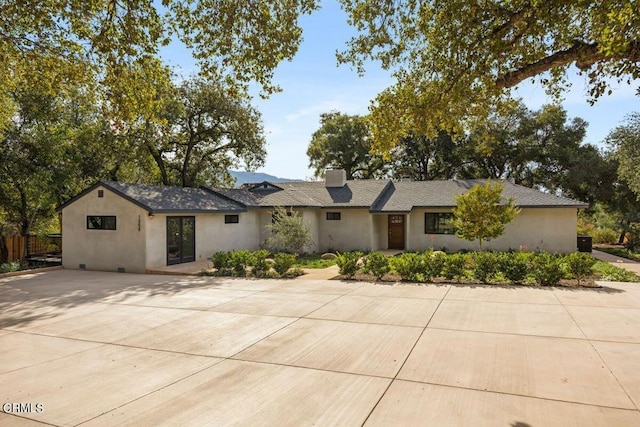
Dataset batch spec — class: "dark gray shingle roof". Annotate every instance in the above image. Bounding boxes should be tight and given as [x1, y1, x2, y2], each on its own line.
[252, 180, 391, 208]
[59, 178, 588, 214]
[373, 180, 588, 212]
[102, 181, 246, 213]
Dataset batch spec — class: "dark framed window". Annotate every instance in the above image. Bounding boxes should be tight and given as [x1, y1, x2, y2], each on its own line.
[225, 214, 239, 224]
[424, 213, 455, 234]
[87, 215, 116, 230]
[326, 212, 341, 220]
[98, 190, 104, 198]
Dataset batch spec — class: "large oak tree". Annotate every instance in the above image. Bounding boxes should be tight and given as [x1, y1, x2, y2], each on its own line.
[307, 111, 387, 179]
[338, 0, 640, 151]
[0, 0, 319, 128]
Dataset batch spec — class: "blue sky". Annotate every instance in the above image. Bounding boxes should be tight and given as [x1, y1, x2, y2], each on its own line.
[162, 2, 639, 180]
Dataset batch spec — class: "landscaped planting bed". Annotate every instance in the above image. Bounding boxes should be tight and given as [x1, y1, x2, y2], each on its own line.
[202, 250, 305, 278]
[335, 250, 640, 287]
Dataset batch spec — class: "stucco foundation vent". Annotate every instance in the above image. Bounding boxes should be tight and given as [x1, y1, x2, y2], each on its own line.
[117, 267, 125, 273]
[79, 264, 86, 269]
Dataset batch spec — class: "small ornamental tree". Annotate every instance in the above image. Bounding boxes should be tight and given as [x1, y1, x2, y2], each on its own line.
[265, 206, 313, 255]
[452, 181, 520, 251]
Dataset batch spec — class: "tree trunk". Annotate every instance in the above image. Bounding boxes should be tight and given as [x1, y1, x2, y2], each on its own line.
[0, 234, 8, 264]
[148, 146, 170, 185]
[619, 220, 630, 245]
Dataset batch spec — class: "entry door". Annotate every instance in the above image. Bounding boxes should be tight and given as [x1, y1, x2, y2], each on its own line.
[167, 216, 195, 265]
[388, 215, 405, 249]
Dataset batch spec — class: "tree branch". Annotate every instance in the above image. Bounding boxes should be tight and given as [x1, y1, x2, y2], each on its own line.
[496, 40, 640, 89]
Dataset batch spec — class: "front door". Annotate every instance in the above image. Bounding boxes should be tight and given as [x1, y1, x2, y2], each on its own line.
[388, 215, 405, 249]
[167, 216, 195, 265]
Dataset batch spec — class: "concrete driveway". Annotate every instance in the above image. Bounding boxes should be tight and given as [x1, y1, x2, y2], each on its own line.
[1, 270, 639, 426]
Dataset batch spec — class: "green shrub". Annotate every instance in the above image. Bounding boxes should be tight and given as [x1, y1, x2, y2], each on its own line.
[532, 252, 564, 286]
[363, 251, 390, 280]
[499, 252, 531, 284]
[472, 252, 499, 283]
[336, 251, 362, 278]
[228, 250, 252, 277]
[211, 251, 230, 270]
[0, 261, 21, 273]
[266, 206, 313, 254]
[390, 252, 423, 281]
[422, 250, 446, 281]
[592, 228, 619, 245]
[250, 249, 271, 277]
[594, 261, 640, 282]
[442, 253, 467, 281]
[273, 253, 297, 276]
[564, 252, 597, 285]
[624, 224, 640, 252]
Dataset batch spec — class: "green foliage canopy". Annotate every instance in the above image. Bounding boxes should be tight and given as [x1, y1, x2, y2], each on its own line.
[139, 78, 267, 187]
[338, 0, 640, 151]
[607, 113, 640, 199]
[307, 111, 387, 179]
[0, 0, 319, 127]
[452, 181, 520, 250]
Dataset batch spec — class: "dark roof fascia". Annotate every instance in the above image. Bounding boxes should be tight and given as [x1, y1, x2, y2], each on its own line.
[323, 206, 373, 209]
[150, 208, 247, 214]
[515, 204, 589, 209]
[200, 186, 249, 208]
[56, 181, 152, 213]
[408, 203, 587, 210]
[255, 205, 321, 210]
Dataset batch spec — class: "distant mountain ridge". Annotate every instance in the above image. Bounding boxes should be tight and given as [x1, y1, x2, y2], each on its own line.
[230, 170, 303, 187]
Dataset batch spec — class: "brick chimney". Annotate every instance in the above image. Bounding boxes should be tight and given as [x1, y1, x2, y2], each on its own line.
[325, 169, 347, 187]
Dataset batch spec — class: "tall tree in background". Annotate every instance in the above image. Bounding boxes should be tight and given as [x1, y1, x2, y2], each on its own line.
[607, 113, 640, 199]
[0, 1, 319, 129]
[339, 1, 640, 151]
[461, 101, 535, 183]
[391, 130, 466, 180]
[0, 84, 141, 241]
[142, 78, 267, 188]
[461, 103, 589, 194]
[307, 112, 387, 179]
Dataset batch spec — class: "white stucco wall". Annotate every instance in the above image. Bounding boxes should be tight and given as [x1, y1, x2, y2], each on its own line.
[372, 214, 387, 250]
[145, 211, 261, 269]
[318, 209, 374, 252]
[301, 210, 319, 253]
[405, 207, 578, 253]
[61, 186, 148, 273]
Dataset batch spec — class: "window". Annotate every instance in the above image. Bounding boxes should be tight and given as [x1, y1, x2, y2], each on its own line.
[87, 215, 116, 230]
[98, 190, 104, 198]
[326, 212, 341, 220]
[225, 214, 239, 224]
[424, 213, 455, 234]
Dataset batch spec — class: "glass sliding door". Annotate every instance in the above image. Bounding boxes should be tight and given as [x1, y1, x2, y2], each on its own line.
[166, 216, 196, 265]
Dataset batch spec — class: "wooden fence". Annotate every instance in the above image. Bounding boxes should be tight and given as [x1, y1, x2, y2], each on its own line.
[3, 234, 62, 263]
[5, 236, 25, 262]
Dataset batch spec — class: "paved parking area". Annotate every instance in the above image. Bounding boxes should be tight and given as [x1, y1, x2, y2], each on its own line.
[1, 270, 639, 426]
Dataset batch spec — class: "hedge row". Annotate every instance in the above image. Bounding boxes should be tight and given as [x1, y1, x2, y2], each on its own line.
[204, 250, 303, 278]
[337, 250, 606, 286]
